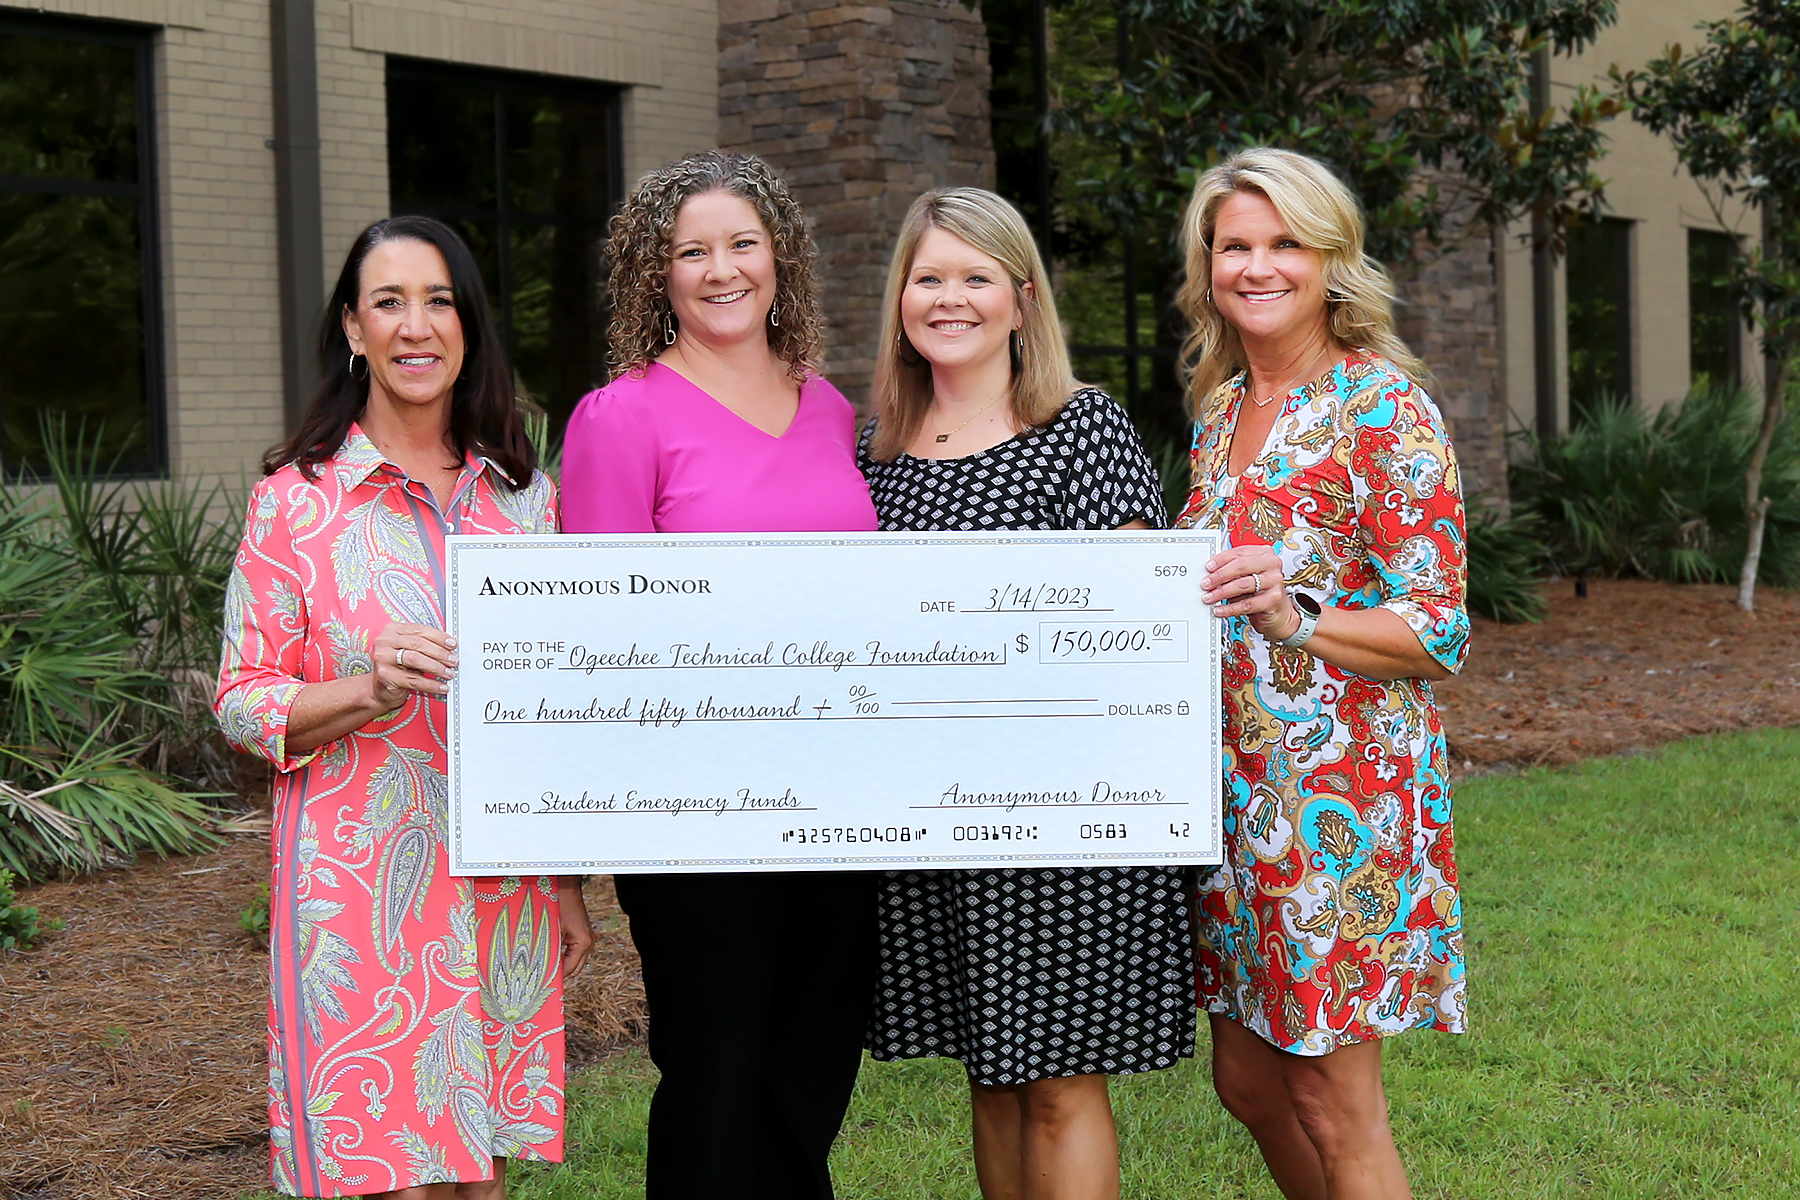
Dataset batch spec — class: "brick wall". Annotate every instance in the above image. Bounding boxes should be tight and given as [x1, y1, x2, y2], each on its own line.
[718, 0, 993, 411]
[1395, 232, 1510, 509]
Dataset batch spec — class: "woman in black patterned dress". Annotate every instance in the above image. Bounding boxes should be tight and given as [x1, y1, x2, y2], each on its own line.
[859, 188, 1195, 1200]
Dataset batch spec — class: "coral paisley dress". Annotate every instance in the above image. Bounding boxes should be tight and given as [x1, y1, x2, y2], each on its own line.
[1175, 352, 1469, 1055]
[216, 427, 567, 1195]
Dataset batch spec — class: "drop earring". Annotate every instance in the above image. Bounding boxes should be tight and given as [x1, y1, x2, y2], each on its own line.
[896, 332, 923, 368]
[662, 311, 676, 346]
[769, 302, 779, 328]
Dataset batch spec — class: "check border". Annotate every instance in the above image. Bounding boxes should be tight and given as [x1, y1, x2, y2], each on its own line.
[448, 530, 1224, 872]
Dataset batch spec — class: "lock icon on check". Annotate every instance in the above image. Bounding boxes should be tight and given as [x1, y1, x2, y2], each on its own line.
[1177, 701, 1190, 716]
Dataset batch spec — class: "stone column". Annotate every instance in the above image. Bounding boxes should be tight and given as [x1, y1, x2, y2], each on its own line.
[719, 0, 994, 412]
[1396, 235, 1511, 510]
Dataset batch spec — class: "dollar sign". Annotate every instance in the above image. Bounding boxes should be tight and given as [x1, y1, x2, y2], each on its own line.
[1015, 633, 1029, 653]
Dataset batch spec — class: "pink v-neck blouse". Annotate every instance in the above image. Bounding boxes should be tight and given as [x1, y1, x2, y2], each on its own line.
[560, 362, 878, 535]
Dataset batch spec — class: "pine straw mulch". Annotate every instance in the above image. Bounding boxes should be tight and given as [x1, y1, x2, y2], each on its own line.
[2, 576, 1797, 1200]
[0, 854, 643, 1200]
[1436, 577, 1800, 771]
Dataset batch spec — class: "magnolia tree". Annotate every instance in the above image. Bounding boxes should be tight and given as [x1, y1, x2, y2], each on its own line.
[1067, 0, 1623, 265]
[1618, 0, 1800, 612]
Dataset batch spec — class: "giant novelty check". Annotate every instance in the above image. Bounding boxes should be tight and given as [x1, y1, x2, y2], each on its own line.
[446, 531, 1223, 873]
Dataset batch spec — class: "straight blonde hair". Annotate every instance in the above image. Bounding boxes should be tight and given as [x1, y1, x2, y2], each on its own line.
[867, 188, 1079, 462]
[1175, 147, 1428, 417]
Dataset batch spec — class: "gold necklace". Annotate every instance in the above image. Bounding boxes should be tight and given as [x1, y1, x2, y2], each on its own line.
[933, 394, 1006, 443]
[1250, 347, 1334, 408]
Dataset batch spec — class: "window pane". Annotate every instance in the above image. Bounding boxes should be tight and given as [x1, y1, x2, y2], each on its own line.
[0, 192, 150, 470]
[429, 214, 500, 314]
[387, 74, 496, 214]
[0, 32, 137, 183]
[386, 59, 619, 437]
[1566, 217, 1632, 424]
[986, 0, 1049, 239]
[1688, 229, 1740, 391]
[504, 90, 616, 222]
[508, 221, 607, 432]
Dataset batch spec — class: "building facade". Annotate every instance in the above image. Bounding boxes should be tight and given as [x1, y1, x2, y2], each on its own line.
[0, 0, 991, 481]
[0, 0, 1762, 491]
[1497, 0, 1761, 438]
[0, 0, 719, 479]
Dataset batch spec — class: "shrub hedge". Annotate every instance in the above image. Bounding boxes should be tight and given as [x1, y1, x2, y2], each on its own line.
[0, 422, 230, 881]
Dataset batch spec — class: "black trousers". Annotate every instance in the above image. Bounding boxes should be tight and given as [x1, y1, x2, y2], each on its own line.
[614, 869, 878, 1200]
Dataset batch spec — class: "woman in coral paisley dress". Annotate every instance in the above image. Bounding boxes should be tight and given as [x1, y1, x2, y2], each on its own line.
[216, 218, 589, 1199]
[1174, 150, 1466, 1200]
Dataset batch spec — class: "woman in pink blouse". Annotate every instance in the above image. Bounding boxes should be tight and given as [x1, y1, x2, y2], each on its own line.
[560, 151, 877, 1200]
[216, 217, 593, 1200]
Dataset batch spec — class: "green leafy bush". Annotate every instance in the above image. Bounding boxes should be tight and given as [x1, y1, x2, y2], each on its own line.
[0, 867, 57, 951]
[1511, 387, 1800, 585]
[239, 881, 270, 947]
[1466, 507, 1550, 623]
[0, 421, 229, 881]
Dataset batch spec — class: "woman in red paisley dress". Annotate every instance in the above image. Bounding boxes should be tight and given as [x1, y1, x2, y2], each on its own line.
[1172, 148, 1468, 1200]
[216, 217, 593, 1199]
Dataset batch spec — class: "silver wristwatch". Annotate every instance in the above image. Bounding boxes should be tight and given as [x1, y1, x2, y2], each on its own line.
[1276, 592, 1321, 649]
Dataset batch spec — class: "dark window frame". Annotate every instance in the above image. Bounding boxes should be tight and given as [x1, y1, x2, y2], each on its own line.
[0, 10, 166, 478]
[384, 56, 623, 423]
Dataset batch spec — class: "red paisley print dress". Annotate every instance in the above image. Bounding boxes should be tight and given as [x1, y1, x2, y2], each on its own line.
[1175, 352, 1469, 1055]
[215, 426, 567, 1194]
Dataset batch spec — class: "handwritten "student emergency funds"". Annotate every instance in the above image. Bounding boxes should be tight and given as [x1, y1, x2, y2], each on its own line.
[532, 787, 807, 815]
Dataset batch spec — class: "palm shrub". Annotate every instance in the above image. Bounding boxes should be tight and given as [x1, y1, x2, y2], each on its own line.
[1511, 387, 1800, 585]
[1466, 506, 1549, 623]
[0, 422, 230, 880]
[39, 421, 243, 781]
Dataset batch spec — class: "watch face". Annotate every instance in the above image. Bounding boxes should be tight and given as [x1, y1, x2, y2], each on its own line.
[1294, 592, 1322, 616]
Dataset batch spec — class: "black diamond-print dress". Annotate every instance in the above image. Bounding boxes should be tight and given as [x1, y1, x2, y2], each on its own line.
[857, 388, 1197, 1085]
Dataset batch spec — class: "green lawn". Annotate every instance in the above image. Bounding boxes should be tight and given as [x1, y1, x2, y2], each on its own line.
[260, 728, 1800, 1198]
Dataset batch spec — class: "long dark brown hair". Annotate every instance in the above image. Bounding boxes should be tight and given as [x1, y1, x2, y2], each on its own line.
[263, 216, 536, 486]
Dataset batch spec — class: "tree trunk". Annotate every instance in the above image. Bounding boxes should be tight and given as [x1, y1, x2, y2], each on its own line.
[1740, 200, 1790, 614]
[1738, 353, 1787, 612]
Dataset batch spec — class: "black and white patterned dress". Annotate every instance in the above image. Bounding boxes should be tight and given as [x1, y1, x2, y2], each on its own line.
[858, 388, 1198, 1086]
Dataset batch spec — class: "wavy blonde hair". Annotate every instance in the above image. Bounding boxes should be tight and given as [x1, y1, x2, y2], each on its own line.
[604, 150, 824, 383]
[867, 188, 1079, 462]
[1175, 147, 1428, 416]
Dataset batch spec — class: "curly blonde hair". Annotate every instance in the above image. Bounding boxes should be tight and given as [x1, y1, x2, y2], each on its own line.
[604, 150, 825, 383]
[1175, 147, 1429, 417]
[866, 188, 1080, 462]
